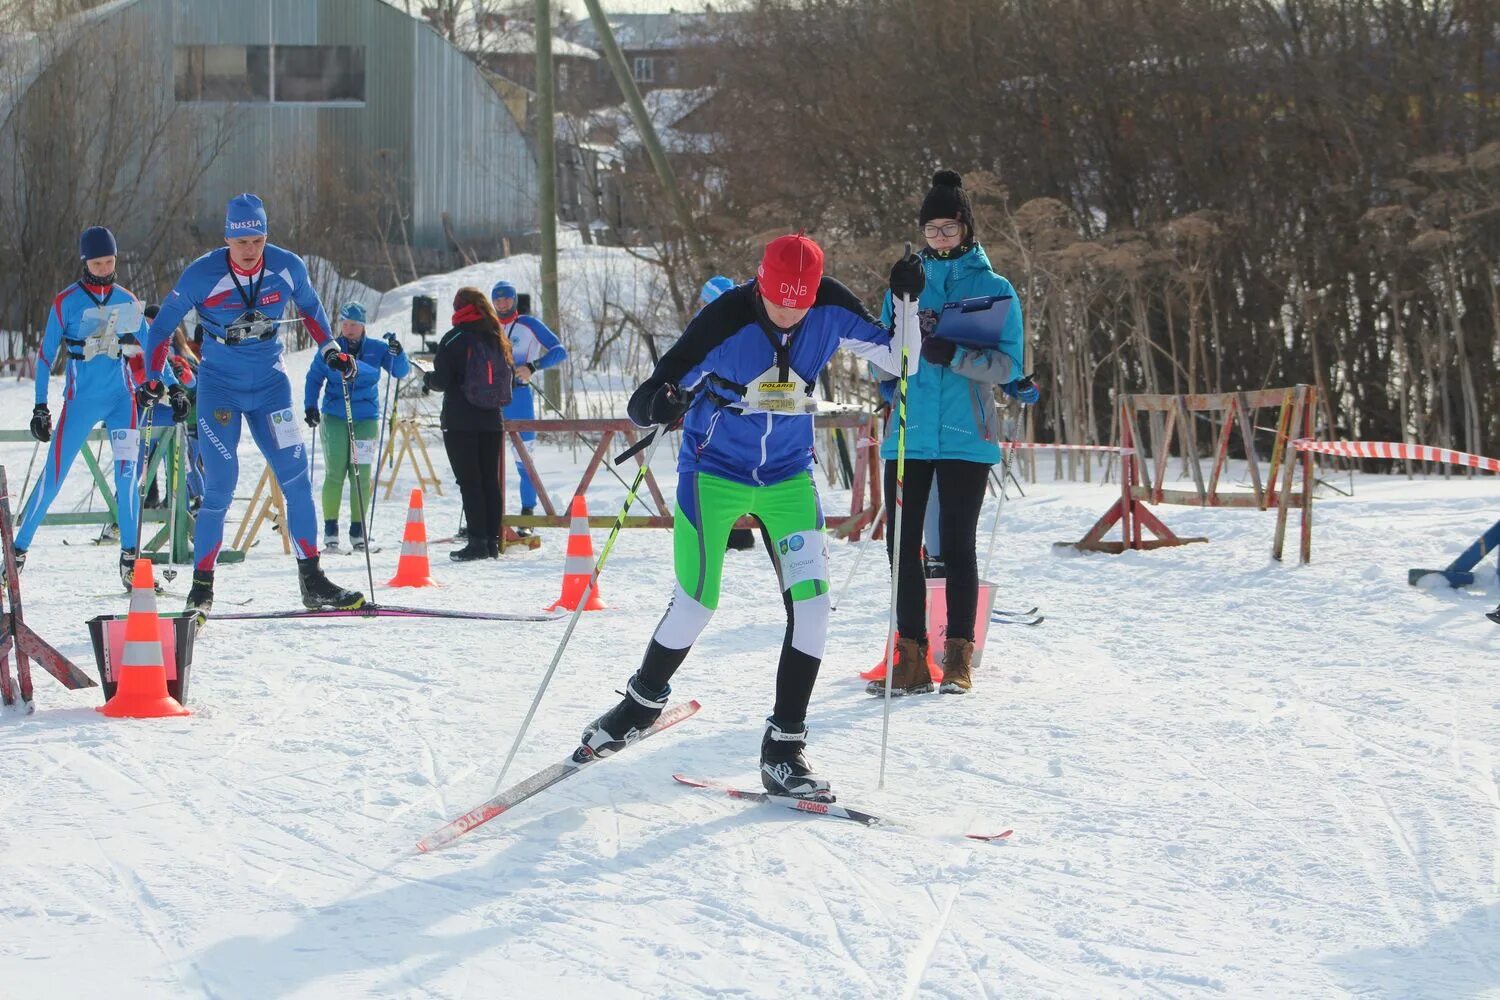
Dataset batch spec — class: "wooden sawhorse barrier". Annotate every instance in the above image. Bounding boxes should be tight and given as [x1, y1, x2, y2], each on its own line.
[1062, 385, 1316, 563]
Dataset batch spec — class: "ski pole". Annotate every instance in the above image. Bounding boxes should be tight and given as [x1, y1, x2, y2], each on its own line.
[490, 424, 669, 796]
[367, 346, 399, 535]
[878, 277, 918, 791]
[533, 384, 661, 517]
[163, 422, 184, 582]
[982, 392, 1033, 580]
[340, 374, 378, 604]
[17, 439, 40, 515]
[131, 403, 157, 555]
[829, 501, 883, 613]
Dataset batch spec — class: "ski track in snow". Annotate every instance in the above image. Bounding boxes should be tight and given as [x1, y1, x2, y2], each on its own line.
[2, 371, 1499, 997]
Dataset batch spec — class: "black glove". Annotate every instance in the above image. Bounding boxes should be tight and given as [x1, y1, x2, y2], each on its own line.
[629, 380, 691, 426]
[385, 332, 403, 356]
[167, 384, 191, 424]
[325, 349, 358, 380]
[889, 251, 926, 301]
[920, 337, 957, 367]
[29, 403, 51, 443]
[304, 407, 321, 428]
[918, 309, 940, 338]
[134, 379, 165, 409]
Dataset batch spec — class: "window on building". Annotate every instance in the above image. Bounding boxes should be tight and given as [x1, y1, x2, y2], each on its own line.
[632, 56, 654, 83]
[274, 46, 365, 103]
[174, 45, 270, 103]
[174, 45, 365, 104]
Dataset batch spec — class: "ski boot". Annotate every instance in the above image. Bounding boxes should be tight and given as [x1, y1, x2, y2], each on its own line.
[2, 548, 24, 588]
[119, 549, 164, 594]
[866, 635, 933, 696]
[938, 637, 974, 694]
[449, 539, 489, 562]
[324, 520, 341, 553]
[185, 570, 214, 627]
[349, 522, 374, 553]
[297, 556, 365, 610]
[579, 674, 669, 759]
[1488, 604, 1500, 625]
[760, 718, 833, 801]
[515, 506, 535, 538]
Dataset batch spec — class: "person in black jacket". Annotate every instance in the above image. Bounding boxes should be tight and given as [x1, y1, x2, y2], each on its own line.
[427, 287, 514, 561]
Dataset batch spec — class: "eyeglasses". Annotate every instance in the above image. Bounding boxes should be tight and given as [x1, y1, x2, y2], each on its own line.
[922, 222, 963, 239]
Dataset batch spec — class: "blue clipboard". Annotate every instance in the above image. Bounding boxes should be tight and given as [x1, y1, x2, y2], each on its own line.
[934, 295, 1012, 348]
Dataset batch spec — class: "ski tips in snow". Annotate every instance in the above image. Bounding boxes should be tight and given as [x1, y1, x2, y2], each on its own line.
[415, 699, 703, 854]
[991, 606, 1044, 627]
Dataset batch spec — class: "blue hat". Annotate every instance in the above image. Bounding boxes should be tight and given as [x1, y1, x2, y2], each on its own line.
[79, 226, 117, 261]
[225, 193, 268, 239]
[700, 275, 734, 304]
[491, 280, 517, 301]
[339, 302, 367, 324]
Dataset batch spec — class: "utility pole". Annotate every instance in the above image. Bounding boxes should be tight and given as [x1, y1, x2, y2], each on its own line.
[534, 0, 562, 404]
[579, 0, 706, 266]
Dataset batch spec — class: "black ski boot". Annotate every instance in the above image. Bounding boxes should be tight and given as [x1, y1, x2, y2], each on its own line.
[449, 539, 489, 562]
[515, 506, 535, 538]
[580, 674, 669, 758]
[297, 556, 365, 610]
[1488, 604, 1500, 625]
[119, 549, 163, 593]
[760, 718, 833, 801]
[186, 570, 214, 624]
[3, 548, 25, 588]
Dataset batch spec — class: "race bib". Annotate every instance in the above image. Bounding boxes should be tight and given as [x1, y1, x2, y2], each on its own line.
[80, 303, 142, 361]
[354, 438, 379, 465]
[775, 530, 829, 591]
[269, 408, 303, 449]
[108, 428, 140, 465]
[735, 363, 818, 415]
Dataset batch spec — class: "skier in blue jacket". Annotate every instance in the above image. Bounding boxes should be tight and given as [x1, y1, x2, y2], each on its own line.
[304, 302, 411, 551]
[578, 233, 925, 801]
[490, 281, 567, 536]
[17, 226, 187, 589]
[142, 194, 364, 620]
[870, 170, 1038, 698]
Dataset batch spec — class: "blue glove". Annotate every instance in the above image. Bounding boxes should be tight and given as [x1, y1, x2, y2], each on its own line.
[1002, 376, 1039, 405]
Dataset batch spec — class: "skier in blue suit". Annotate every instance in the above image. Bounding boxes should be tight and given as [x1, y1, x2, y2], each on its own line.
[142, 194, 363, 620]
[17, 226, 187, 589]
[491, 280, 567, 535]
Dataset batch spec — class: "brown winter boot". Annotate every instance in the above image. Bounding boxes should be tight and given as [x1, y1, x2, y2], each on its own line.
[939, 638, 975, 694]
[866, 635, 933, 696]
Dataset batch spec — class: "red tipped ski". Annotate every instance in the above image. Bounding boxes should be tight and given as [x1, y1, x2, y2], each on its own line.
[416, 699, 701, 852]
[673, 775, 1012, 843]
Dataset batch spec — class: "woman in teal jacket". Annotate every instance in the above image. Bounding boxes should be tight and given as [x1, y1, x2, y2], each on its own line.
[871, 170, 1037, 698]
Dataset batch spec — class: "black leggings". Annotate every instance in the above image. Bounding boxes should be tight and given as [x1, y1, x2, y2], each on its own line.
[884, 458, 990, 642]
[444, 429, 504, 542]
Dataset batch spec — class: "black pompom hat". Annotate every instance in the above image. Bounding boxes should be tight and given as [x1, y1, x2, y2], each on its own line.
[918, 169, 975, 237]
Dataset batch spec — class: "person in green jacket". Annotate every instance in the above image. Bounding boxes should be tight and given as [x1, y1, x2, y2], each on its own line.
[870, 169, 1039, 697]
[304, 302, 411, 551]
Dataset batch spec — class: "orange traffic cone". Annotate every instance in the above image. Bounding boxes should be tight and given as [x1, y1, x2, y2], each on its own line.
[859, 631, 943, 684]
[387, 489, 437, 588]
[547, 495, 605, 612]
[99, 559, 189, 719]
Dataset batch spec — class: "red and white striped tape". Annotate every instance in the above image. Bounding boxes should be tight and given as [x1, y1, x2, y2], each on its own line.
[1001, 442, 1136, 455]
[1291, 438, 1500, 473]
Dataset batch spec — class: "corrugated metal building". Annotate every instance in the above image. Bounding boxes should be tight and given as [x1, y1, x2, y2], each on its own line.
[2, 0, 537, 250]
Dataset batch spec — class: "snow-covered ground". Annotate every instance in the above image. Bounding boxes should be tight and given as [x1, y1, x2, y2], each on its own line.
[2, 365, 1499, 998]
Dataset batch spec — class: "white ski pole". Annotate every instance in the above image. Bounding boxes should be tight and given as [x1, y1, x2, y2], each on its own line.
[490, 426, 668, 796]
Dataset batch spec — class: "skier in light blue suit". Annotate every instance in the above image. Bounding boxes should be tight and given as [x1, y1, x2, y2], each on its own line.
[17, 226, 187, 590]
[491, 280, 567, 531]
[142, 193, 364, 620]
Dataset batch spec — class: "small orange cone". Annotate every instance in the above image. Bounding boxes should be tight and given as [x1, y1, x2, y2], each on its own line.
[387, 489, 437, 588]
[859, 631, 943, 684]
[99, 559, 189, 719]
[547, 495, 605, 612]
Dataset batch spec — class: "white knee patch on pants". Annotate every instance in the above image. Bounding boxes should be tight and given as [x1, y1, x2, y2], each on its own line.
[790, 592, 830, 659]
[652, 583, 715, 650]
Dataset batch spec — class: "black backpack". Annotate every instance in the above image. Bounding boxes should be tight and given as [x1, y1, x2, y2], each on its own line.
[461, 331, 514, 410]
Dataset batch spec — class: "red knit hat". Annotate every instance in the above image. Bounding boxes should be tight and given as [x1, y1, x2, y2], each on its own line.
[756, 232, 823, 309]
